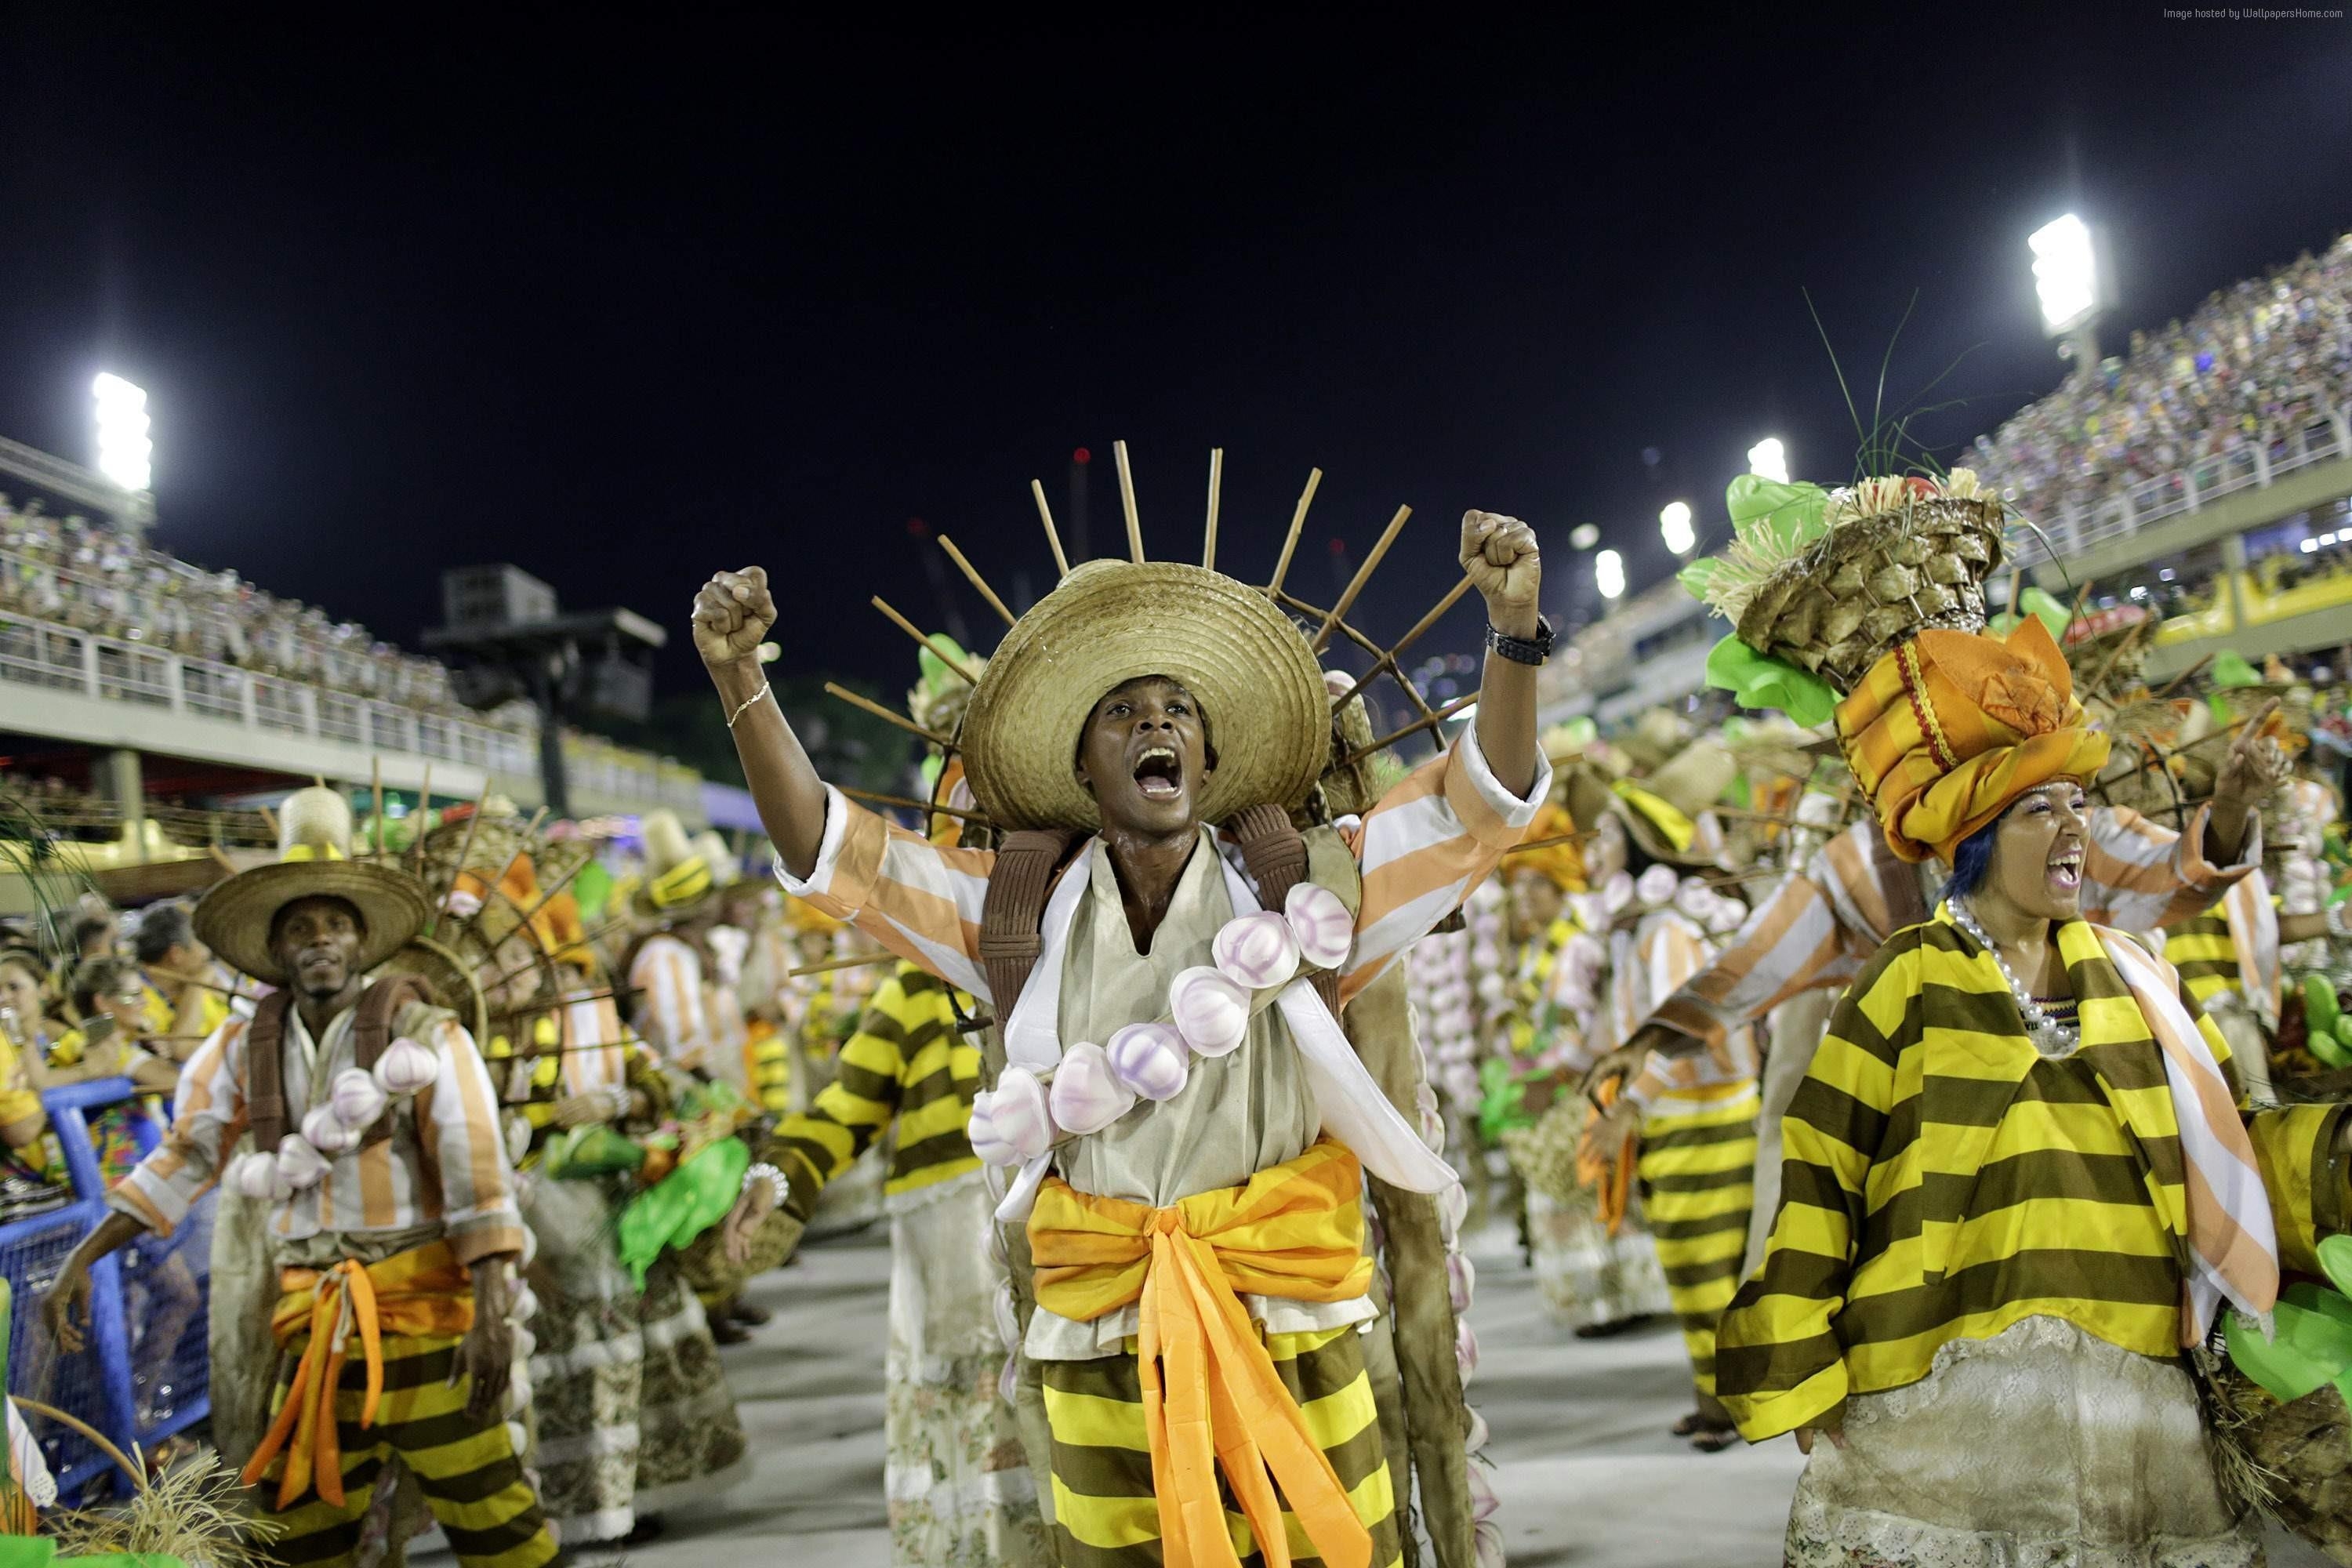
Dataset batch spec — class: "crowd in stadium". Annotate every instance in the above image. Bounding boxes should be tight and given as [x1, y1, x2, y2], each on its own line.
[0, 498, 463, 714]
[1970, 230, 2352, 518]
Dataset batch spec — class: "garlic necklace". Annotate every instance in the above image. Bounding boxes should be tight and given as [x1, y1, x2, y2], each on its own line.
[1949, 900, 2081, 1059]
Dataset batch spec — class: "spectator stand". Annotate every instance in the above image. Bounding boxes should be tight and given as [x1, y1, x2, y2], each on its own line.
[0, 1077, 210, 1504]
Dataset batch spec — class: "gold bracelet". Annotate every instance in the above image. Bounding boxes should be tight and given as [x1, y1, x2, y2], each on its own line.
[726, 680, 775, 730]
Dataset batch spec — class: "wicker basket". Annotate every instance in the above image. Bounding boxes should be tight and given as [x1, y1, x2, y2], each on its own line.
[1735, 495, 2007, 695]
[2207, 1360, 2352, 1564]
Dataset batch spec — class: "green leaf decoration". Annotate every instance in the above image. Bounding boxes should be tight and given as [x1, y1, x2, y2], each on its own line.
[917, 636, 974, 699]
[1677, 557, 1719, 601]
[2212, 649, 2263, 689]
[1704, 634, 1840, 728]
[1725, 474, 1830, 553]
[2226, 1281, 2352, 1404]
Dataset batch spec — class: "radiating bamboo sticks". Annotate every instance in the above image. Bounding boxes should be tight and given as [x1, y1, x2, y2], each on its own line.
[938, 535, 1015, 626]
[1033, 480, 1071, 577]
[1266, 468, 1322, 597]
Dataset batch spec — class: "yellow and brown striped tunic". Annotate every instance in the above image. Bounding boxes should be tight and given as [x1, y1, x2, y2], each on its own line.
[1717, 909, 2347, 1441]
[760, 962, 982, 1219]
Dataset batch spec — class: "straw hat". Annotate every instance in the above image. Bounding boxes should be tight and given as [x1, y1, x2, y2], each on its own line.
[959, 560, 1329, 833]
[632, 809, 717, 921]
[194, 786, 430, 985]
[375, 935, 488, 1044]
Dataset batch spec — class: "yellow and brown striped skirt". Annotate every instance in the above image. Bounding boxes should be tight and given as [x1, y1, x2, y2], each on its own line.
[1041, 1323, 1403, 1568]
[1637, 1080, 1760, 1399]
[258, 1330, 556, 1568]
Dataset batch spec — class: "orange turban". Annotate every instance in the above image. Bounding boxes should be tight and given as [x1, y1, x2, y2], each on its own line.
[1836, 618, 2110, 864]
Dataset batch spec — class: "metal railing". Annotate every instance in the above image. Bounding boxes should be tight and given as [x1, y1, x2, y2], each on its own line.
[2002, 407, 2352, 563]
[0, 611, 539, 777]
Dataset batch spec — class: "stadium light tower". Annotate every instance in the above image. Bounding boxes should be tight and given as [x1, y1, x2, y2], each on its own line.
[1595, 548, 1626, 602]
[2029, 214, 2102, 377]
[1748, 437, 1789, 484]
[92, 374, 153, 494]
[1660, 501, 1696, 556]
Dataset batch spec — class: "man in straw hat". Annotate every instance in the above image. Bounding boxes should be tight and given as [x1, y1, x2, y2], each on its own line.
[43, 786, 555, 1568]
[695, 501, 1550, 1568]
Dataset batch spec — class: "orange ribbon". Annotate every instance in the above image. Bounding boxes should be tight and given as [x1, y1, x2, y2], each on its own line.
[240, 1240, 475, 1510]
[1029, 1139, 1375, 1568]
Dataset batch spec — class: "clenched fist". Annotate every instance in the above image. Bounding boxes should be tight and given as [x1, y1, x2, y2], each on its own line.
[1461, 512, 1542, 637]
[694, 567, 777, 669]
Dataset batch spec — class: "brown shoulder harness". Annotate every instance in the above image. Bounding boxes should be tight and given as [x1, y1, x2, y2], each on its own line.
[244, 972, 441, 1152]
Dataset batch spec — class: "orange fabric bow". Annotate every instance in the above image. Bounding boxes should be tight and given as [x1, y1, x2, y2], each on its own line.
[1029, 1140, 1376, 1568]
[1836, 618, 2111, 863]
[241, 1241, 476, 1510]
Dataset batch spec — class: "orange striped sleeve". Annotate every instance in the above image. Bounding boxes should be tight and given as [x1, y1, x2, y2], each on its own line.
[776, 786, 996, 1001]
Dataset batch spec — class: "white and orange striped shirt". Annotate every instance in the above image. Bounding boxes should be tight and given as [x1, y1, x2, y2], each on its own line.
[629, 934, 714, 1074]
[1649, 804, 2259, 1056]
[109, 1004, 525, 1265]
[775, 728, 1547, 1011]
[1610, 912, 1759, 1110]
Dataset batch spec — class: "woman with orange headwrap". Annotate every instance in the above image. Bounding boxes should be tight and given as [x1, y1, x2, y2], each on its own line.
[1717, 615, 2348, 1566]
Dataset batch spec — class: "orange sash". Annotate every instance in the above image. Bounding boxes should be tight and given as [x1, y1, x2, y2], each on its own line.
[1028, 1139, 1376, 1568]
[240, 1240, 476, 1510]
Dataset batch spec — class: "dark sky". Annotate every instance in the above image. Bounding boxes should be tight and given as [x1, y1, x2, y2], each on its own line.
[4, 9, 2349, 707]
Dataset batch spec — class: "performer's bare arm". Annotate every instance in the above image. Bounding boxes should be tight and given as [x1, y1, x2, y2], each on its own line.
[1458, 511, 1544, 800]
[695, 566, 829, 880]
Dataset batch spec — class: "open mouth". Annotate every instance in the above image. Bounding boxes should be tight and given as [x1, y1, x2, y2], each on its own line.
[2047, 846, 2083, 891]
[1132, 746, 1184, 802]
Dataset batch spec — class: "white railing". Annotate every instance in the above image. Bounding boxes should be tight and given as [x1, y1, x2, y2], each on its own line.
[0, 542, 457, 708]
[0, 612, 537, 777]
[2003, 407, 2352, 563]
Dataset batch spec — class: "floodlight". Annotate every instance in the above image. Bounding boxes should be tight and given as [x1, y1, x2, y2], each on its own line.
[1569, 524, 1600, 550]
[93, 373, 153, 492]
[1595, 549, 1626, 601]
[1748, 437, 1789, 484]
[2029, 215, 2098, 336]
[1660, 501, 1695, 556]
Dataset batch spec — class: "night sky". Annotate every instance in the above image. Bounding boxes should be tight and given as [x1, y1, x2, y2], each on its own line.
[4, 9, 2349, 706]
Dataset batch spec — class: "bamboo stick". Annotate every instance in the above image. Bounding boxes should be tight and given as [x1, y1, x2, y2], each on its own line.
[1203, 448, 1223, 571]
[1329, 573, 1477, 710]
[1313, 505, 1412, 654]
[1278, 590, 1435, 718]
[938, 535, 1016, 626]
[789, 950, 898, 980]
[2155, 653, 2216, 698]
[1266, 468, 1323, 597]
[840, 785, 993, 824]
[1343, 694, 1478, 766]
[872, 596, 981, 684]
[1033, 479, 1070, 577]
[1114, 439, 1144, 562]
[421, 775, 495, 939]
[509, 847, 594, 935]
[824, 683, 953, 748]
[408, 764, 433, 872]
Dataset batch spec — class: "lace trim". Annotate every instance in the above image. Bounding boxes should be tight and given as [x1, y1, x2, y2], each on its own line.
[1848, 1314, 2157, 1427]
[1785, 1492, 2261, 1568]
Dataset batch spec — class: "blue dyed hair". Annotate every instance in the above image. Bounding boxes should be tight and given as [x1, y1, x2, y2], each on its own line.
[1941, 818, 2000, 903]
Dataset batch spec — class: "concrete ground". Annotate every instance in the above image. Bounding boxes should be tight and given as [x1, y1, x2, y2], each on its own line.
[457, 1222, 2328, 1568]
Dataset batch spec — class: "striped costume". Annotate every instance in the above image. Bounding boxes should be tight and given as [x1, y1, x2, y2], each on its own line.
[1639, 807, 2261, 1283]
[758, 964, 1047, 1568]
[111, 1001, 554, 1568]
[1609, 905, 1758, 1399]
[777, 728, 1544, 1568]
[1718, 909, 2343, 1564]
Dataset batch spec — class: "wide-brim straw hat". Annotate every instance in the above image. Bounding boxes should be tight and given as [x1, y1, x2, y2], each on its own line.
[960, 559, 1329, 833]
[195, 785, 431, 986]
[196, 860, 429, 987]
[631, 808, 719, 923]
[1615, 739, 1737, 869]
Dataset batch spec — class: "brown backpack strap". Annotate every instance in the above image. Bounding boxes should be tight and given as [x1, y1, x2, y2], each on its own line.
[245, 990, 295, 1153]
[978, 829, 1084, 1037]
[1227, 804, 1341, 1014]
[352, 974, 440, 1148]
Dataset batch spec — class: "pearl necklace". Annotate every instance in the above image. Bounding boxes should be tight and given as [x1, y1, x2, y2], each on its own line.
[1949, 899, 2082, 1059]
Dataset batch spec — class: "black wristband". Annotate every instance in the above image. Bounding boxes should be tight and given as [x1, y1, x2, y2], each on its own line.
[1485, 615, 1553, 666]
